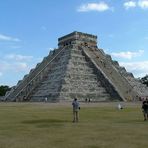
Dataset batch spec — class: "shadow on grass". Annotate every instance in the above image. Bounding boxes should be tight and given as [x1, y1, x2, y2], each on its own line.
[21, 119, 71, 128]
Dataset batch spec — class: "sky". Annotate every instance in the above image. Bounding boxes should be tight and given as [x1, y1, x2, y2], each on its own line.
[0, 0, 148, 86]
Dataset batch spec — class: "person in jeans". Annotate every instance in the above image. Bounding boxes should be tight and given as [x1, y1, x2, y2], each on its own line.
[72, 98, 80, 122]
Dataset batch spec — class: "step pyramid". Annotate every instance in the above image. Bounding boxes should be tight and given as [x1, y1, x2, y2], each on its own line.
[5, 31, 148, 102]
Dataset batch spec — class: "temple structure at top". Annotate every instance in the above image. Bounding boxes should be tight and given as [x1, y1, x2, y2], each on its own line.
[4, 31, 148, 102]
[58, 31, 97, 48]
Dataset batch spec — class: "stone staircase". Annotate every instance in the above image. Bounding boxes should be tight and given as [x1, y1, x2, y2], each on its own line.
[81, 46, 137, 101]
[58, 46, 113, 101]
[30, 46, 71, 101]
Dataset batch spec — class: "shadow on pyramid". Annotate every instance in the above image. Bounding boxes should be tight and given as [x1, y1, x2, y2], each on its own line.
[5, 31, 148, 102]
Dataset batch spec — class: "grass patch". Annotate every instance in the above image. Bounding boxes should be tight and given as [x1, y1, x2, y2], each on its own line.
[0, 102, 148, 148]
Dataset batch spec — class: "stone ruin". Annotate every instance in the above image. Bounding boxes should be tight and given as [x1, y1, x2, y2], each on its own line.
[4, 31, 148, 102]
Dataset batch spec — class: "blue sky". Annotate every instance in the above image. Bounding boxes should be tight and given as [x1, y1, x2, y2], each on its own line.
[0, 0, 148, 86]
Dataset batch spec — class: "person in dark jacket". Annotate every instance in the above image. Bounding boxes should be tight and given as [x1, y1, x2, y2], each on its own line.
[142, 99, 148, 121]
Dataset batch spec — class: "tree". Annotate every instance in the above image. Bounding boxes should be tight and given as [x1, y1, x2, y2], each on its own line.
[0, 85, 11, 96]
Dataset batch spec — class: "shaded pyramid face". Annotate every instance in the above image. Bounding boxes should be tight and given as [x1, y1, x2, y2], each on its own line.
[5, 32, 148, 102]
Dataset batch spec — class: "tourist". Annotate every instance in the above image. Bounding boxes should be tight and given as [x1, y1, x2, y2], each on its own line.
[142, 99, 148, 121]
[72, 98, 80, 122]
[45, 97, 48, 102]
[85, 98, 88, 103]
[118, 103, 123, 110]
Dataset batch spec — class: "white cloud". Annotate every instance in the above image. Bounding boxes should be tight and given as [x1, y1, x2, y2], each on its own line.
[138, 0, 148, 9]
[0, 61, 29, 72]
[0, 61, 9, 71]
[0, 53, 41, 86]
[0, 34, 21, 42]
[13, 62, 28, 72]
[123, 0, 148, 9]
[47, 47, 54, 51]
[5, 54, 33, 61]
[0, 53, 35, 75]
[77, 2, 110, 12]
[120, 61, 148, 77]
[124, 1, 137, 9]
[111, 50, 144, 59]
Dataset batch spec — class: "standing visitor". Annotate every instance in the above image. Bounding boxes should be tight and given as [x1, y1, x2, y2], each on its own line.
[142, 99, 148, 121]
[118, 103, 123, 110]
[45, 97, 48, 102]
[72, 98, 80, 122]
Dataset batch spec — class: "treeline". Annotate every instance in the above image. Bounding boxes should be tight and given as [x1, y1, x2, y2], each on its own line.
[0, 85, 11, 96]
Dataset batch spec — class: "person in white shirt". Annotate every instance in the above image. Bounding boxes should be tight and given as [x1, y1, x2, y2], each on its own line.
[118, 103, 123, 110]
[45, 97, 48, 102]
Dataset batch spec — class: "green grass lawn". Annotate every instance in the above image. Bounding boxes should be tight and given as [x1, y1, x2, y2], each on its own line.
[0, 102, 148, 148]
